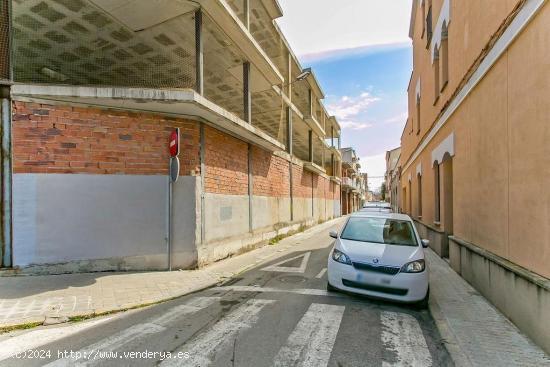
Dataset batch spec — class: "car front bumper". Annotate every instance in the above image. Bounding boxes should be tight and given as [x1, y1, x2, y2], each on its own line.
[327, 257, 429, 303]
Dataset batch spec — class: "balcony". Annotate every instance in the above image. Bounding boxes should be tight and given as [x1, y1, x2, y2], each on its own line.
[342, 177, 357, 190]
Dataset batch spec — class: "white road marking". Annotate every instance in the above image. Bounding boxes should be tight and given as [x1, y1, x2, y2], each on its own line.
[46, 297, 219, 367]
[216, 285, 341, 297]
[261, 252, 311, 273]
[161, 299, 275, 367]
[0, 317, 114, 362]
[380, 311, 433, 367]
[315, 268, 327, 279]
[273, 303, 345, 367]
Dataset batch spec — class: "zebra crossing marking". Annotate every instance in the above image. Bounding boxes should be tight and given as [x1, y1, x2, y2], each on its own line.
[261, 252, 311, 273]
[5, 293, 438, 367]
[273, 303, 345, 367]
[381, 311, 433, 367]
[45, 297, 220, 366]
[0, 317, 114, 362]
[315, 268, 327, 278]
[160, 299, 275, 367]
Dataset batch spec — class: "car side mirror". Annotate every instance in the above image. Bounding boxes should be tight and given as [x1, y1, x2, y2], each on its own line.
[421, 239, 430, 248]
[329, 231, 338, 239]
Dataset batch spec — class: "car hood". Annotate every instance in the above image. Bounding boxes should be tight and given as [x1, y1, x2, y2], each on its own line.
[336, 238, 423, 266]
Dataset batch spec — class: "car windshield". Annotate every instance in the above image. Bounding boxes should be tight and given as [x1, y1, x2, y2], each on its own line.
[341, 217, 418, 247]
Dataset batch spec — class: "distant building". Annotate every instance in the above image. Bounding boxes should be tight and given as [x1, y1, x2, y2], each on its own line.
[385, 147, 401, 212]
[339, 148, 365, 214]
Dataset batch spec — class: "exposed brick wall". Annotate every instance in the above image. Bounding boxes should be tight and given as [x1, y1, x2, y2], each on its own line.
[204, 125, 248, 195]
[292, 163, 313, 199]
[251, 146, 289, 197]
[332, 182, 341, 201]
[12, 101, 200, 175]
[314, 176, 331, 199]
[12, 102, 344, 205]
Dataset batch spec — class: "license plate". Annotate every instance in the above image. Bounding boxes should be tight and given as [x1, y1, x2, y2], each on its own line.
[357, 272, 391, 285]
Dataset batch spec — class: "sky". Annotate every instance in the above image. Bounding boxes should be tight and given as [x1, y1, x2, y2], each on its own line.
[276, 0, 413, 192]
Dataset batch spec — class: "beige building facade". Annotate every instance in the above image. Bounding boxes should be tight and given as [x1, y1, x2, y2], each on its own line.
[402, 0, 550, 353]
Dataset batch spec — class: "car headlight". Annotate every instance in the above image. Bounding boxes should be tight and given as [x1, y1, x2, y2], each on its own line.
[401, 259, 425, 273]
[332, 249, 352, 265]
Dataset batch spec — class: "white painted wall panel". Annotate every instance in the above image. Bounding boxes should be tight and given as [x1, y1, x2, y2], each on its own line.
[12, 174, 171, 267]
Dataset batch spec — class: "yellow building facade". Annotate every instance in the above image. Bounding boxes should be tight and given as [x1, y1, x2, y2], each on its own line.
[402, 0, 550, 353]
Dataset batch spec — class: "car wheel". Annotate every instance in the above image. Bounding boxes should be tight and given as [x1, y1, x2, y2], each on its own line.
[415, 287, 430, 309]
[327, 281, 337, 292]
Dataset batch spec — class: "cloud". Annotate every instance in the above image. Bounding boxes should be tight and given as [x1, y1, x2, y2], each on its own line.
[326, 91, 380, 131]
[339, 121, 373, 130]
[327, 92, 380, 120]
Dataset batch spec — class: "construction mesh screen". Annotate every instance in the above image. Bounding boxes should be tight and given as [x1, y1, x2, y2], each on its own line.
[252, 87, 286, 145]
[0, 0, 9, 81]
[202, 13, 245, 120]
[225, 0, 246, 26]
[11, 0, 196, 88]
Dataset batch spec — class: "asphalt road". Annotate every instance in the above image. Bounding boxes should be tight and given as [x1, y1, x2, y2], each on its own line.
[0, 225, 452, 367]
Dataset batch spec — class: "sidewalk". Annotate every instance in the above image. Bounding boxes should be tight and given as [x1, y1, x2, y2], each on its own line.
[426, 250, 550, 366]
[0, 218, 345, 329]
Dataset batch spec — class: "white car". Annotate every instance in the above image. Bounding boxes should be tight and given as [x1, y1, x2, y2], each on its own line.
[327, 212, 430, 307]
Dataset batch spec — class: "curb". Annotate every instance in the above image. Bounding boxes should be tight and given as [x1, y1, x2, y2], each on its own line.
[429, 297, 473, 367]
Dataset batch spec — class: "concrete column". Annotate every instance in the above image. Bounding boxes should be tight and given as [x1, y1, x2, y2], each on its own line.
[195, 9, 204, 95]
[199, 123, 205, 244]
[1, 96, 11, 267]
[287, 53, 292, 99]
[243, 0, 250, 29]
[243, 62, 252, 123]
[308, 88, 313, 117]
[308, 130, 313, 163]
[289, 161, 294, 222]
[248, 144, 253, 231]
[286, 107, 292, 154]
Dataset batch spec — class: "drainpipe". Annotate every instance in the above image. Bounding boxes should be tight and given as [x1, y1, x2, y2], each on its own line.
[1, 96, 12, 268]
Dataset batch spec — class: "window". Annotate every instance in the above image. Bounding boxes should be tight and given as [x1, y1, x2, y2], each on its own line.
[341, 217, 418, 247]
[440, 23, 449, 91]
[434, 163, 441, 223]
[433, 47, 440, 102]
[421, 1, 426, 38]
[426, 3, 433, 46]
[417, 174, 423, 218]
[416, 96, 421, 134]
[408, 180, 412, 215]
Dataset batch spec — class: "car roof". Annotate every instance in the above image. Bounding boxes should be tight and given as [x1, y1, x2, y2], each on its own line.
[364, 202, 391, 207]
[350, 212, 413, 221]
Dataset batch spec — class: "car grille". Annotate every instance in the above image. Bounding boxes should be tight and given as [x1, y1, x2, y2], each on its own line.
[352, 262, 401, 275]
[342, 279, 408, 296]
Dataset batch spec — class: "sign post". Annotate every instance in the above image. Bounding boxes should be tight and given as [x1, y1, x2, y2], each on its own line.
[167, 128, 180, 271]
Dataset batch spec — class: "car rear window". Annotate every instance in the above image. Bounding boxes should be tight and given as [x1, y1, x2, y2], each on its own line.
[340, 217, 418, 247]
